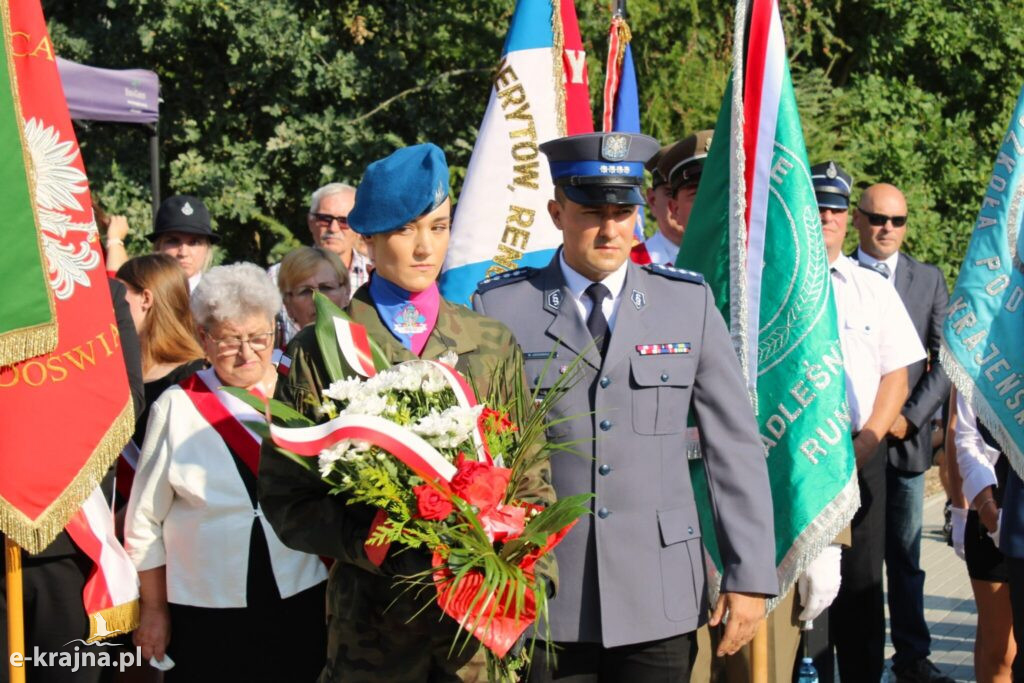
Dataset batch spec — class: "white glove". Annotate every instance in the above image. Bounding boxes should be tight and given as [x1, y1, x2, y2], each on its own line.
[797, 544, 842, 621]
[989, 509, 1003, 549]
[950, 507, 967, 560]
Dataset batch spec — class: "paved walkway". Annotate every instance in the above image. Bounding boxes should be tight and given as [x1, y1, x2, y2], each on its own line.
[883, 493, 976, 682]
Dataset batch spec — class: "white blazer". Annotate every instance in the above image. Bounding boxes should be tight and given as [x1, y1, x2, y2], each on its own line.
[125, 369, 327, 608]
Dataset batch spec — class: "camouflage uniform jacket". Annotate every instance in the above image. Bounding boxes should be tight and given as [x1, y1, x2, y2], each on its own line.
[258, 285, 556, 682]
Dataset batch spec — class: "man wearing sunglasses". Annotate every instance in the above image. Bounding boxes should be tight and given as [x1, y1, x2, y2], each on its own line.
[852, 183, 952, 683]
[807, 162, 928, 683]
[306, 182, 372, 293]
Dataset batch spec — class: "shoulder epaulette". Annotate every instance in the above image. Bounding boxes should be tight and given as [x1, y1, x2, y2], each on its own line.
[644, 263, 705, 284]
[475, 267, 537, 293]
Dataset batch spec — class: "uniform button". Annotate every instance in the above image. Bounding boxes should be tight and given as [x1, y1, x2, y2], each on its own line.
[688, 526, 695, 535]
[599, 419, 612, 431]
[598, 464, 611, 476]
[533, 376, 539, 385]
[597, 507, 610, 519]
[661, 372, 669, 382]
[599, 376, 611, 388]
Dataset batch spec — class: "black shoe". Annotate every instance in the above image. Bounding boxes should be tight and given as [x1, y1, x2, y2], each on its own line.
[892, 658, 955, 683]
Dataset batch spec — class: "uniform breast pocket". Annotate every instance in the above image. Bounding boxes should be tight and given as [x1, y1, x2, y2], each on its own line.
[630, 355, 695, 435]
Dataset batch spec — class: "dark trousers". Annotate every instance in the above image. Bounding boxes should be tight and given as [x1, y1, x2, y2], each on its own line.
[885, 464, 930, 666]
[829, 442, 887, 683]
[527, 633, 697, 683]
[0, 550, 102, 683]
[1008, 556, 1024, 680]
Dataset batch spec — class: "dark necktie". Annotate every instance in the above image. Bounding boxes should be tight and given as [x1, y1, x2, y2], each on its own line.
[584, 282, 611, 356]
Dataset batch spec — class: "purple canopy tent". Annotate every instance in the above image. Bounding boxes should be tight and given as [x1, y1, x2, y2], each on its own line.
[56, 57, 161, 217]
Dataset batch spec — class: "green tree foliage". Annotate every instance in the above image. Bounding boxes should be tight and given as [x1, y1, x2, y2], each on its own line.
[46, 0, 1024, 281]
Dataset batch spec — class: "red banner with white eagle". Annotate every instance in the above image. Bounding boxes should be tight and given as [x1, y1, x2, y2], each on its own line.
[0, 0, 138, 638]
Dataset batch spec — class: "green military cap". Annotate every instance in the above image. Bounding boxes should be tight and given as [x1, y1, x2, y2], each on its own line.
[659, 130, 714, 195]
[646, 144, 673, 190]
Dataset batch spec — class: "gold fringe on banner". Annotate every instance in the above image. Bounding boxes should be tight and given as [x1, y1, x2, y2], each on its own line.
[613, 16, 631, 72]
[551, 0, 567, 137]
[87, 600, 140, 643]
[0, 398, 135, 555]
[0, 321, 57, 367]
[0, 1, 59, 366]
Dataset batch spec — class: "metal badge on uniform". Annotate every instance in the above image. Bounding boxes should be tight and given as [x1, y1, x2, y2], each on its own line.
[635, 342, 692, 355]
[826, 161, 838, 179]
[546, 289, 562, 310]
[181, 201, 194, 216]
[601, 133, 630, 161]
[631, 289, 646, 310]
[394, 304, 427, 334]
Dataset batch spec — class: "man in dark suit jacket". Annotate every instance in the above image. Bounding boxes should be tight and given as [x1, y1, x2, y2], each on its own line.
[852, 183, 952, 683]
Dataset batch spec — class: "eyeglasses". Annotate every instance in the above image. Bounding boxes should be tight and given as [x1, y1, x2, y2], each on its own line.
[204, 330, 275, 356]
[857, 208, 907, 227]
[309, 212, 350, 229]
[287, 283, 345, 299]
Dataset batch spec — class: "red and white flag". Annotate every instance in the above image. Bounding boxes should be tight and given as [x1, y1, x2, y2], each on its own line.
[0, 0, 138, 639]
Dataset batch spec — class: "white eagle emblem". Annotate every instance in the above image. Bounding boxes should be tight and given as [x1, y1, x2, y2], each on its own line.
[601, 134, 630, 162]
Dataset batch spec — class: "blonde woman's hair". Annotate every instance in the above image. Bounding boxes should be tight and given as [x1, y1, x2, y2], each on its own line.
[116, 254, 204, 373]
[277, 246, 350, 298]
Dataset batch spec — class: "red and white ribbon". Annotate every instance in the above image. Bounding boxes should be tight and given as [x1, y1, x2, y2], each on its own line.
[334, 317, 378, 378]
[271, 413, 457, 483]
[65, 486, 140, 641]
[408, 360, 493, 465]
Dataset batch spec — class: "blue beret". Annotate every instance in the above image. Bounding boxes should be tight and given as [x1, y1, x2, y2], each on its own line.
[348, 143, 451, 235]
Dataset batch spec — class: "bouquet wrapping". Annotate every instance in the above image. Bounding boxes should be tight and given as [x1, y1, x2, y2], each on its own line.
[227, 295, 588, 675]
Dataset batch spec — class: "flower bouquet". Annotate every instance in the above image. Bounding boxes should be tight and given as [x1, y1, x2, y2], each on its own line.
[226, 294, 589, 679]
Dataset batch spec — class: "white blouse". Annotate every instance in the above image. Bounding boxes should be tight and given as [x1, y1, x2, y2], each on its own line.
[125, 369, 327, 608]
[955, 393, 1001, 506]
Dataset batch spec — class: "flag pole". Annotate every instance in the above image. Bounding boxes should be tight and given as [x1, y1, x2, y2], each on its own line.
[750, 620, 768, 683]
[5, 537, 27, 683]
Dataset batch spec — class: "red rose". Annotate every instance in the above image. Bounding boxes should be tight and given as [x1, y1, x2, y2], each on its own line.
[451, 453, 511, 514]
[413, 483, 454, 521]
[479, 407, 517, 433]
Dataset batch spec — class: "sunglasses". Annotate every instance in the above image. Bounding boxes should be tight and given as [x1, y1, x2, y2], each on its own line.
[857, 208, 907, 228]
[310, 212, 350, 228]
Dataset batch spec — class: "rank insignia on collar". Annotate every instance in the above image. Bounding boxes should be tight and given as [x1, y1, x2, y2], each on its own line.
[636, 342, 692, 355]
[546, 289, 562, 310]
[631, 289, 646, 310]
[601, 133, 630, 161]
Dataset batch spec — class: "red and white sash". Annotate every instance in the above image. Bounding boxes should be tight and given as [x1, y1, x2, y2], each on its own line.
[64, 488, 140, 641]
[179, 369, 263, 477]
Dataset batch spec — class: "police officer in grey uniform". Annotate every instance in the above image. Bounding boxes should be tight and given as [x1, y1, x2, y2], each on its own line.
[472, 132, 778, 682]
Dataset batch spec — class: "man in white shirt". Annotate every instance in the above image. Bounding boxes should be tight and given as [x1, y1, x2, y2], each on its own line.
[810, 161, 931, 683]
[851, 183, 953, 683]
[630, 144, 684, 266]
[630, 131, 713, 266]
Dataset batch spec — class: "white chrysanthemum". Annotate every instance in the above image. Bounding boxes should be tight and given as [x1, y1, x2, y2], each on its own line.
[438, 350, 458, 368]
[411, 404, 484, 449]
[25, 118, 88, 212]
[315, 400, 337, 418]
[323, 377, 366, 403]
[341, 392, 389, 417]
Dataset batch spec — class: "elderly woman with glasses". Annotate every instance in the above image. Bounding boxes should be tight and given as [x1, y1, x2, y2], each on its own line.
[274, 246, 350, 347]
[125, 263, 328, 681]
